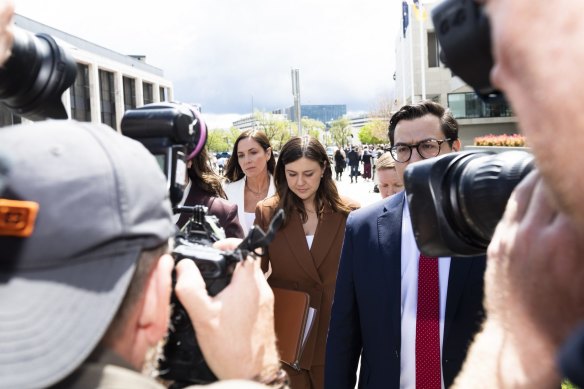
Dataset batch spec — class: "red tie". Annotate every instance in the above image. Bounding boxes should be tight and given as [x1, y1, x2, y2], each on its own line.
[416, 254, 441, 389]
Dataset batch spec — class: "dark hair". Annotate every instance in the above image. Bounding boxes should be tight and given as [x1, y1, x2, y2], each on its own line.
[388, 100, 458, 147]
[274, 136, 352, 225]
[188, 147, 227, 199]
[224, 129, 276, 182]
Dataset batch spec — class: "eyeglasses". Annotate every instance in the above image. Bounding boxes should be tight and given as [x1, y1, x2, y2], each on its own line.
[389, 138, 452, 163]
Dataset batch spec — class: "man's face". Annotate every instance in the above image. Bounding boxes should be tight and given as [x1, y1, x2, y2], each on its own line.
[377, 168, 403, 199]
[484, 0, 584, 222]
[393, 114, 460, 181]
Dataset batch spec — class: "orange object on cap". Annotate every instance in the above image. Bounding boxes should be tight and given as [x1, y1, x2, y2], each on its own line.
[0, 199, 39, 237]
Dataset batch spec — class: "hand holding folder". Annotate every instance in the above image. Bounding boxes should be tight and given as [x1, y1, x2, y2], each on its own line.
[272, 287, 316, 370]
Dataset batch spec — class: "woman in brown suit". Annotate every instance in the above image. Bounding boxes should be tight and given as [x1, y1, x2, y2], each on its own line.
[255, 136, 359, 389]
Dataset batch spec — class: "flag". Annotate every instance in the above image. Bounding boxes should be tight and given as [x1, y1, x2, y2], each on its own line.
[412, 0, 428, 21]
[402, 1, 409, 38]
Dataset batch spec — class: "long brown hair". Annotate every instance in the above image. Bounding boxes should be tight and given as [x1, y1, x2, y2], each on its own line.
[188, 147, 227, 198]
[224, 129, 276, 182]
[275, 136, 352, 225]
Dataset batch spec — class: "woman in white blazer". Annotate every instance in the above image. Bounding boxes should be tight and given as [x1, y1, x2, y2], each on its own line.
[223, 129, 276, 234]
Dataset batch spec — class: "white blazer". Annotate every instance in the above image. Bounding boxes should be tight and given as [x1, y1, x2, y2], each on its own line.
[223, 175, 276, 234]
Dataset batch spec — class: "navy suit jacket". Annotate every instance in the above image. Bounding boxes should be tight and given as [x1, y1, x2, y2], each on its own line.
[325, 191, 486, 389]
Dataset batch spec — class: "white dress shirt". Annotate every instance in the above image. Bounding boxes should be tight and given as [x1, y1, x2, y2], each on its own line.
[400, 200, 451, 389]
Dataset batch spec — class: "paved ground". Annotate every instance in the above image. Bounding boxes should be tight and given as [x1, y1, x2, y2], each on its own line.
[334, 172, 383, 208]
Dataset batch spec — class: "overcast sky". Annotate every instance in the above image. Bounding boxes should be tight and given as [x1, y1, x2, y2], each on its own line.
[14, 0, 404, 128]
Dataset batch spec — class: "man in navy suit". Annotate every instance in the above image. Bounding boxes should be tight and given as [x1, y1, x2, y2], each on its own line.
[325, 101, 486, 389]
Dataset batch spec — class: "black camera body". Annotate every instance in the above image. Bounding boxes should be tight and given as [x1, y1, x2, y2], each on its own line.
[158, 205, 240, 385]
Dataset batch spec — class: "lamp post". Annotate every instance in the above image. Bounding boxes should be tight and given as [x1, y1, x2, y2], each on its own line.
[291, 68, 302, 136]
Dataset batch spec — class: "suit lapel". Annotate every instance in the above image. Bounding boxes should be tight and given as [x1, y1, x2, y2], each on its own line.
[283, 211, 322, 284]
[443, 257, 472, 343]
[378, 192, 405, 345]
[311, 208, 344, 269]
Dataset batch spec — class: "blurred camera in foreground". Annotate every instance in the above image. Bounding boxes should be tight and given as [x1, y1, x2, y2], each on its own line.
[0, 27, 77, 121]
[404, 150, 534, 257]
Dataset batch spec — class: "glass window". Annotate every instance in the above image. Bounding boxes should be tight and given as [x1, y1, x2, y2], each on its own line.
[143, 82, 153, 105]
[70, 63, 91, 122]
[159, 86, 166, 102]
[447, 92, 514, 119]
[427, 31, 440, 68]
[123, 76, 136, 111]
[99, 69, 116, 129]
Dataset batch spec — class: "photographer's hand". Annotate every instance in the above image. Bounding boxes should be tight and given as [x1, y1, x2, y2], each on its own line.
[174, 238, 280, 382]
[0, 0, 13, 66]
[454, 171, 584, 388]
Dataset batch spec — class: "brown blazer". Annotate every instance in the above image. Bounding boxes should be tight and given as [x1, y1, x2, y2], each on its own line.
[254, 195, 358, 369]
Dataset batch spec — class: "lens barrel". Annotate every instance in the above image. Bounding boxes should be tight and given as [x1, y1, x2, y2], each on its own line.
[404, 150, 534, 257]
[0, 28, 77, 121]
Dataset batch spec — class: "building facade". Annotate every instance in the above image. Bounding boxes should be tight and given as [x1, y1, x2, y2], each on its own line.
[285, 104, 346, 124]
[394, 2, 517, 147]
[1, 14, 174, 131]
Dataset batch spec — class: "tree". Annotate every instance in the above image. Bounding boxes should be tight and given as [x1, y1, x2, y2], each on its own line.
[206, 129, 231, 152]
[255, 111, 291, 151]
[358, 119, 388, 145]
[329, 117, 352, 148]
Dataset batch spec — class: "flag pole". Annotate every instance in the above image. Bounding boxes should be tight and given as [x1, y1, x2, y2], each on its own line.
[418, 6, 426, 100]
[408, 2, 415, 104]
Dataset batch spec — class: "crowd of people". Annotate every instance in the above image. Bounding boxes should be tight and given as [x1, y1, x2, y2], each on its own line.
[2, 0, 584, 388]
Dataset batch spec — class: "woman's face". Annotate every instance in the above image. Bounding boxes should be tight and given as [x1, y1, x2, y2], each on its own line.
[237, 137, 271, 179]
[284, 157, 325, 204]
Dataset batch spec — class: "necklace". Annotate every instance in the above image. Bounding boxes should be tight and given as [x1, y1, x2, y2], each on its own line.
[245, 178, 268, 199]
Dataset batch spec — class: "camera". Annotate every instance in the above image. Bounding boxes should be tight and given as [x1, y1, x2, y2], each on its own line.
[122, 102, 284, 387]
[404, 150, 534, 257]
[121, 102, 208, 207]
[0, 27, 77, 121]
[431, 0, 497, 100]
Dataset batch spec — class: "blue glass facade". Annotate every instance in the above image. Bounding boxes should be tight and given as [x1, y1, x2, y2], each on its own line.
[286, 104, 347, 123]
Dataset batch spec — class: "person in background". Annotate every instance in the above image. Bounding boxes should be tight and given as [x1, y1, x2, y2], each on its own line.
[361, 146, 373, 182]
[255, 136, 359, 389]
[326, 101, 486, 389]
[333, 147, 346, 181]
[374, 152, 404, 199]
[223, 129, 276, 235]
[347, 146, 360, 183]
[175, 147, 244, 239]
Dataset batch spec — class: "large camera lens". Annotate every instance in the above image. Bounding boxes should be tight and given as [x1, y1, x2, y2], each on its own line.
[404, 150, 535, 257]
[0, 28, 77, 121]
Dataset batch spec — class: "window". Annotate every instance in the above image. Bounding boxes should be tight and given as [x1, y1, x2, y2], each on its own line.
[427, 31, 440, 68]
[70, 63, 91, 122]
[447, 92, 513, 119]
[159, 86, 166, 102]
[143, 82, 153, 105]
[0, 104, 21, 127]
[99, 69, 116, 129]
[123, 76, 136, 111]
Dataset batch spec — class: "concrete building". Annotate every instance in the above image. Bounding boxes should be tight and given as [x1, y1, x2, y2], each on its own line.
[0, 14, 174, 131]
[394, 2, 517, 147]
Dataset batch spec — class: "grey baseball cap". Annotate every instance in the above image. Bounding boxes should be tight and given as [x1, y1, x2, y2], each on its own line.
[0, 120, 175, 388]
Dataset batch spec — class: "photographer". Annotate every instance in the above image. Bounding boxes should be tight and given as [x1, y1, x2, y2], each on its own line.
[444, 0, 584, 387]
[0, 119, 289, 388]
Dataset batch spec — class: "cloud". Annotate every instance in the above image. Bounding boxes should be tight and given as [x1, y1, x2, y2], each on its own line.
[15, 0, 400, 119]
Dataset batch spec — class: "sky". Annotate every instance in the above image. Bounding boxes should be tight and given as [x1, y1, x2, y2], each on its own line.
[14, 0, 404, 128]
